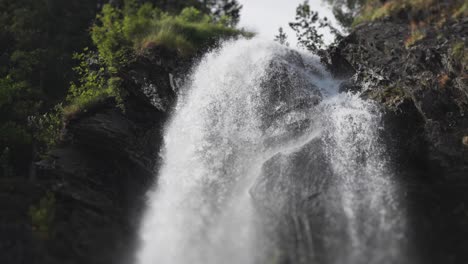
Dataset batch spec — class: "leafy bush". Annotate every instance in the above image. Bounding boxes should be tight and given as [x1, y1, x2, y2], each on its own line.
[64, 50, 119, 119]
[353, 0, 467, 27]
[65, 3, 249, 119]
[289, 0, 342, 53]
[121, 5, 247, 55]
[29, 192, 56, 239]
[34, 105, 64, 155]
[451, 42, 467, 72]
[453, 2, 468, 18]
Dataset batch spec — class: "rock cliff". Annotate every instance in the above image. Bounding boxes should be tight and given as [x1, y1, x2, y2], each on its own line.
[325, 17, 468, 263]
[2, 15, 467, 264]
[0, 46, 186, 264]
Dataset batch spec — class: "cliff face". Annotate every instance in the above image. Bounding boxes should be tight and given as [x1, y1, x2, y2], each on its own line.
[2, 17, 467, 264]
[327, 18, 468, 177]
[324, 18, 468, 263]
[0, 47, 186, 264]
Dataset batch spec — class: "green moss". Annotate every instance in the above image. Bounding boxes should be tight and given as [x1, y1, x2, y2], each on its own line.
[451, 42, 466, 61]
[453, 2, 468, 18]
[353, 0, 402, 27]
[404, 30, 425, 48]
[369, 85, 407, 106]
[29, 192, 55, 239]
[353, 0, 466, 27]
[451, 41, 468, 71]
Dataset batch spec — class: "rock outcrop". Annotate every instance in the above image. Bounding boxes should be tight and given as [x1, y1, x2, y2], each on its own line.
[0, 46, 187, 264]
[2, 13, 467, 264]
[325, 18, 468, 179]
[322, 17, 468, 264]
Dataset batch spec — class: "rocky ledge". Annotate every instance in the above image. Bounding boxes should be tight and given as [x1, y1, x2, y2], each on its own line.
[2, 15, 467, 264]
[0, 46, 187, 264]
[324, 17, 468, 263]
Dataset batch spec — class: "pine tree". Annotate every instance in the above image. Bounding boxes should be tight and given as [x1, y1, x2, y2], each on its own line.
[274, 27, 289, 46]
[289, 0, 342, 53]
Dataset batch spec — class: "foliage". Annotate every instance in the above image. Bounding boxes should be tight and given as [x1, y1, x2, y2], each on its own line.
[404, 21, 426, 48]
[64, 50, 119, 119]
[0, 147, 13, 178]
[33, 105, 64, 155]
[29, 191, 56, 239]
[65, 3, 248, 119]
[0, 0, 245, 177]
[451, 42, 468, 72]
[92, 4, 134, 73]
[289, 0, 342, 53]
[369, 85, 408, 107]
[353, 0, 468, 27]
[0, 0, 99, 176]
[452, 1, 468, 18]
[274, 27, 289, 46]
[325, 0, 367, 29]
[210, 0, 243, 27]
[122, 5, 247, 55]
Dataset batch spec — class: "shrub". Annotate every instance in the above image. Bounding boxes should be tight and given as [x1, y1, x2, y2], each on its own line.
[353, 0, 467, 27]
[64, 3, 249, 119]
[33, 105, 64, 155]
[29, 192, 56, 239]
[123, 5, 247, 55]
[404, 21, 426, 48]
[451, 42, 467, 72]
[452, 2, 468, 18]
[64, 48, 128, 120]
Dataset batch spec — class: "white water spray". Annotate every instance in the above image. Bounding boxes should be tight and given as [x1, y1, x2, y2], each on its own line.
[135, 39, 407, 264]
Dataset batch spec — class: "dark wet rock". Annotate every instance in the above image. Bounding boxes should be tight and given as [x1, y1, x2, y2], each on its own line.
[259, 50, 322, 147]
[251, 138, 337, 264]
[327, 18, 468, 179]
[0, 47, 189, 264]
[325, 18, 468, 264]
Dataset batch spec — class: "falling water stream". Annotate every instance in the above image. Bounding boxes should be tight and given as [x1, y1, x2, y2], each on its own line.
[135, 39, 408, 264]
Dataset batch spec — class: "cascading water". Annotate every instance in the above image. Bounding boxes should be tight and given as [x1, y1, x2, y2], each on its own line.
[135, 39, 409, 264]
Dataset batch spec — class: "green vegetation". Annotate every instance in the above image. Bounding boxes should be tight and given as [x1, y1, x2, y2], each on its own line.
[453, 2, 468, 18]
[404, 22, 426, 48]
[369, 85, 408, 106]
[324, 0, 367, 29]
[289, 0, 343, 53]
[64, 50, 120, 119]
[129, 6, 246, 55]
[0, 0, 98, 177]
[29, 191, 56, 239]
[352, 0, 401, 27]
[353, 0, 468, 27]
[451, 42, 468, 72]
[274, 27, 289, 46]
[65, 3, 248, 119]
[0, 0, 244, 177]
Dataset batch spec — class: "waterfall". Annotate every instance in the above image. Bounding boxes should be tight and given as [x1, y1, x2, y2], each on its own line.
[135, 39, 408, 264]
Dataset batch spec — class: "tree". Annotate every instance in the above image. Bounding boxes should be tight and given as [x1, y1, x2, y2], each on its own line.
[0, 0, 99, 177]
[289, 0, 343, 53]
[274, 27, 289, 46]
[210, 0, 242, 26]
[289, 1, 325, 53]
[325, 0, 366, 29]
